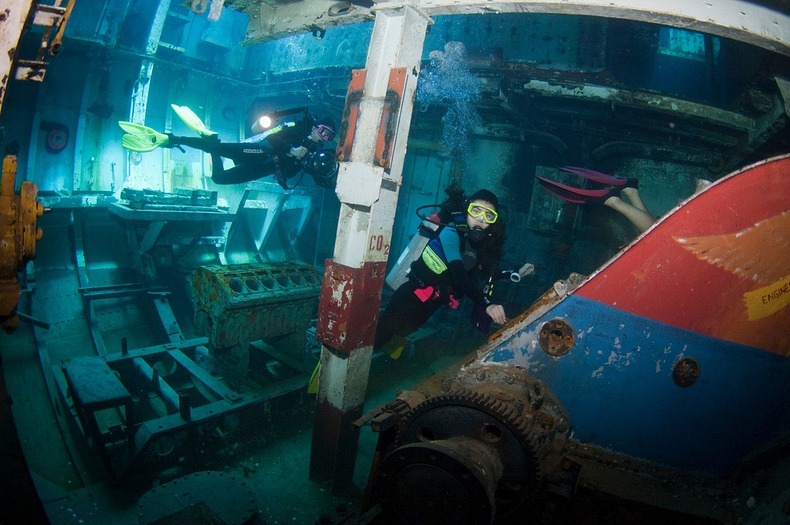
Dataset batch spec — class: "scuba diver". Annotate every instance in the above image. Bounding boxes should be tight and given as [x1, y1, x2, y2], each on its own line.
[308, 185, 534, 393]
[374, 186, 535, 355]
[119, 105, 339, 190]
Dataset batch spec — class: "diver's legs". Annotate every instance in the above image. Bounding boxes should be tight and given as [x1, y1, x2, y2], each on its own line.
[209, 156, 271, 185]
[621, 187, 654, 217]
[168, 136, 275, 166]
[374, 285, 441, 350]
[603, 195, 656, 233]
[167, 137, 279, 185]
[538, 174, 656, 233]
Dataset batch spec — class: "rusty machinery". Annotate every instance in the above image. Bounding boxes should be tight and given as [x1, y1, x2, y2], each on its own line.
[58, 260, 323, 479]
[0, 153, 45, 333]
[359, 362, 572, 525]
[59, 259, 322, 479]
[192, 261, 322, 375]
[60, 337, 284, 480]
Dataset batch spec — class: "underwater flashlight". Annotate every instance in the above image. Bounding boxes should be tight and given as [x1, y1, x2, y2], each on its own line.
[250, 106, 309, 134]
[252, 115, 273, 134]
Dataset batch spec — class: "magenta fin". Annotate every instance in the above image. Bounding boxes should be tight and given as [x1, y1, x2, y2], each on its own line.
[537, 176, 613, 199]
[537, 177, 588, 203]
[541, 185, 586, 204]
[560, 166, 627, 186]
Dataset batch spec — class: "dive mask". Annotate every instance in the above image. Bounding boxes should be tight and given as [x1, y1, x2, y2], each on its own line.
[467, 202, 498, 224]
[314, 124, 335, 142]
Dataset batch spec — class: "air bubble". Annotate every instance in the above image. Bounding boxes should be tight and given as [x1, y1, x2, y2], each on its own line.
[416, 41, 482, 155]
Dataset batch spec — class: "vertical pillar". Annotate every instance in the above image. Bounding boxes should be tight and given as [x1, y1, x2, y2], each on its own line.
[0, 0, 36, 113]
[310, 6, 430, 490]
[125, 0, 170, 190]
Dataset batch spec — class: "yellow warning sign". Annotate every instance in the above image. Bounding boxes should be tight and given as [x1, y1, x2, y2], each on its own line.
[744, 274, 790, 321]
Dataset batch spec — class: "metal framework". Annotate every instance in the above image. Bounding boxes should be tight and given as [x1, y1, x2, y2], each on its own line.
[234, 0, 790, 56]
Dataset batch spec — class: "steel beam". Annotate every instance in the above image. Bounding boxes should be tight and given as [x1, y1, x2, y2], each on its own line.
[233, 1, 789, 56]
[242, 0, 375, 45]
[310, 5, 430, 491]
[394, 0, 790, 56]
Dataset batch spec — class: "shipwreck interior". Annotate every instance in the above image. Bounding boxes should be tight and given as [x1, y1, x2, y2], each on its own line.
[0, 1, 789, 524]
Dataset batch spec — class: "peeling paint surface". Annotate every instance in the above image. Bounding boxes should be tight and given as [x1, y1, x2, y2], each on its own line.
[479, 294, 790, 476]
[576, 156, 790, 354]
[331, 279, 347, 306]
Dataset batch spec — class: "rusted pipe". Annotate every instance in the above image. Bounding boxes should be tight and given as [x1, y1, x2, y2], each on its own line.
[49, 0, 76, 57]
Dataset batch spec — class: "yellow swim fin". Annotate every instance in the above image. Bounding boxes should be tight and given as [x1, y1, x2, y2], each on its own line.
[118, 121, 170, 152]
[122, 134, 153, 152]
[307, 361, 320, 394]
[380, 337, 407, 360]
[171, 104, 218, 138]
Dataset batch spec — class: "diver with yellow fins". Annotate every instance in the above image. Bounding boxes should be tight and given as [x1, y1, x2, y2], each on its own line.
[119, 105, 339, 189]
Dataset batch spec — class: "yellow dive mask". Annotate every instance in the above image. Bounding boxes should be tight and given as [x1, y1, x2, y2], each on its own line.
[467, 202, 498, 224]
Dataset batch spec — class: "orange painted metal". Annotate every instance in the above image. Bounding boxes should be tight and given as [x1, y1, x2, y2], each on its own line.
[336, 69, 366, 162]
[373, 67, 407, 169]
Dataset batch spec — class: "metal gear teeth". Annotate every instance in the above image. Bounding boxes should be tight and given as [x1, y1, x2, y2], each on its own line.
[396, 389, 542, 470]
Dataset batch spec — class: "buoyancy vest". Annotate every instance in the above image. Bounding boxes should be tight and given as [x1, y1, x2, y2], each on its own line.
[410, 216, 479, 289]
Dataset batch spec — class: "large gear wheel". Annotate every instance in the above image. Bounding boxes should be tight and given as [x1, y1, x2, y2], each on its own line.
[373, 390, 542, 524]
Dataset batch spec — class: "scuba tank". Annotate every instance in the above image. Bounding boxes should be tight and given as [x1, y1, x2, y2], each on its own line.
[385, 215, 441, 290]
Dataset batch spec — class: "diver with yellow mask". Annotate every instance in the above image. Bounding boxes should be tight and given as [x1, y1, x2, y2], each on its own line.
[375, 186, 534, 356]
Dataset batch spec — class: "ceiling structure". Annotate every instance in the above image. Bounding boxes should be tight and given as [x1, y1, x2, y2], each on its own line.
[212, 0, 790, 175]
[224, 0, 790, 55]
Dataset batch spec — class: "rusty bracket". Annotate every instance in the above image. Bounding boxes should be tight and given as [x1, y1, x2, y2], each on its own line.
[336, 69, 366, 163]
[374, 67, 407, 170]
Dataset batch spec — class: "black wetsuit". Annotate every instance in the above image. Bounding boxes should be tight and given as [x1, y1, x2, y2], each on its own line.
[374, 218, 495, 349]
[169, 121, 320, 188]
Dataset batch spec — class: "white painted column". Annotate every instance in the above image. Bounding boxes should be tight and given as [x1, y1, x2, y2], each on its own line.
[310, 5, 430, 490]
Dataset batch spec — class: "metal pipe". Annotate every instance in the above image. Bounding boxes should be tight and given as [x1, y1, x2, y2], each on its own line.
[49, 0, 76, 57]
[16, 312, 50, 329]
